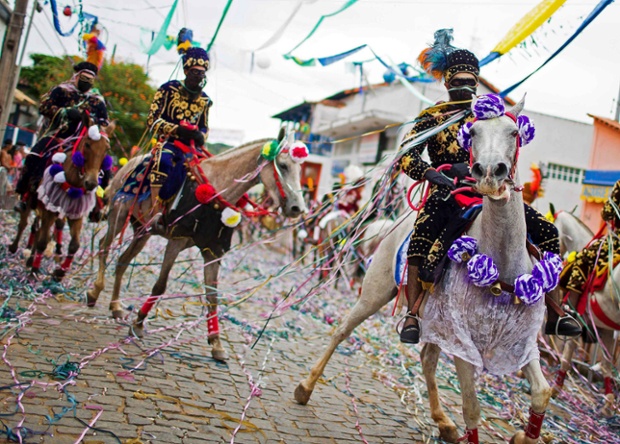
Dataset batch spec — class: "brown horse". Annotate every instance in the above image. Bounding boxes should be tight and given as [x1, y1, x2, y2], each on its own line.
[28, 113, 115, 280]
[87, 133, 306, 361]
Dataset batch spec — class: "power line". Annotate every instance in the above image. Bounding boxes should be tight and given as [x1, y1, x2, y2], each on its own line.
[40, 7, 71, 55]
[32, 22, 59, 56]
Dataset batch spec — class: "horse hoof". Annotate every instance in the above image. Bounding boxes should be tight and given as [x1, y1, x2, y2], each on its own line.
[550, 386, 560, 399]
[8, 244, 17, 254]
[112, 310, 125, 320]
[509, 431, 527, 444]
[129, 323, 144, 338]
[438, 422, 460, 443]
[26, 256, 33, 267]
[294, 382, 313, 405]
[52, 269, 65, 282]
[86, 291, 98, 308]
[211, 348, 228, 362]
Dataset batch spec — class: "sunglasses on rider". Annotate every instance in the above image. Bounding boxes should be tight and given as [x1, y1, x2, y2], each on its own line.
[187, 68, 206, 78]
[449, 77, 478, 88]
[78, 74, 95, 84]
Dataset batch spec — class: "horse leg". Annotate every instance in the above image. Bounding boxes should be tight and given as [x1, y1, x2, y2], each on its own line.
[87, 206, 127, 308]
[454, 357, 481, 444]
[25, 216, 39, 267]
[551, 338, 577, 398]
[295, 264, 397, 404]
[53, 218, 65, 263]
[52, 218, 82, 281]
[510, 359, 552, 444]
[202, 253, 227, 362]
[421, 343, 459, 442]
[108, 229, 150, 319]
[130, 239, 187, 338]
[31, 212, 56, 275]
[8, 206, 30, 254]
[599, 329, 616, 416]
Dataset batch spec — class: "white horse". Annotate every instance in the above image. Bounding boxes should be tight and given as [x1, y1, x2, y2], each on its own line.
[552, 211, 619, 415]
[296, 97, 553, 444]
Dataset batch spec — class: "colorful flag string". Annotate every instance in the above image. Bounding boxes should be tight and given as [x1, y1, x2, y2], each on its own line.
[206, 0, 235, 52]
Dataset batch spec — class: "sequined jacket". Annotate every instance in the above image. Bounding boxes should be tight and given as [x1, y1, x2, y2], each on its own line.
[601, 179, 620, 228]
[147, 80, 212, 141]
[39, 83, 109, 138]
[399, 104, 474, 181]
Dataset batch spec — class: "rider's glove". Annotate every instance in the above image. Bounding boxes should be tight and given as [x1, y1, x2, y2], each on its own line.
[448, 163, 470, 181]
[65, 107, 82, 122]
[424, 169, 455, 189]
[176, 126, 205, 146]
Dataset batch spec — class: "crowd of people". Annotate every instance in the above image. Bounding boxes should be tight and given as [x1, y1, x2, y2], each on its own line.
[0, 138, 28, 193]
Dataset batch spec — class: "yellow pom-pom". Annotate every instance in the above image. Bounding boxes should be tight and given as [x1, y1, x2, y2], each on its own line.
[150, 138, 158, 147]
[221, 208, 241, 227]
[119, 157, 128, 166]
[261, 140, 279, 161]
[544, 211, 555, 223]
[96, 186, 105, 198]
[567, 251, 577, 263]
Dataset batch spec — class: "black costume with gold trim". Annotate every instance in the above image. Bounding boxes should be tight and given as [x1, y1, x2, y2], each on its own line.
[147, 80, 212, 201]
[400, 103, 560, 283]
[561, 180, 620, 293]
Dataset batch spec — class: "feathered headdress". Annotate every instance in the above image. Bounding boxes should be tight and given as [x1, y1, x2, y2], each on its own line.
[417, 29, 455, 81]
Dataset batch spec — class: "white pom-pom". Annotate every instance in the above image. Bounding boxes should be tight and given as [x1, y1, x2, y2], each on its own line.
[297, 229, 308, 240]
[221, 207, 241, 227]
[53, 171, 66, 184]
[289, 141, 309, 164]
[52, 152, 66, 164]
[255, 55, 271, 70]
[88, 125, 101, 141]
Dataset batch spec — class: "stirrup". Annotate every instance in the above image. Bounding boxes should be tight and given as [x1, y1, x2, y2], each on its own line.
[545, 312, 581, 337]
[396, 312, 421, 344]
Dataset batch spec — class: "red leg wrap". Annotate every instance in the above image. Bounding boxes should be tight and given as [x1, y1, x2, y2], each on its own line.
[207, 311, 219, 336]
[27, 233, 35, 248]
[32, 252, 43, 269]
[457, 428, 478, 444]
[140, 296, 158, 316]
[524, 408, 545, 440]
[604, 377, 614, 395]
[555, 369, 567, 388]
[55, 229, 63, 245]
[60, 256, 73, 272]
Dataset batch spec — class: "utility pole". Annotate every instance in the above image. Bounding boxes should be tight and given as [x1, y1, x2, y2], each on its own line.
[0, 0, 29, 139]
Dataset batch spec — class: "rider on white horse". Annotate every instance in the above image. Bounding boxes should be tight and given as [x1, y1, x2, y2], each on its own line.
[398, 29, 581, 344]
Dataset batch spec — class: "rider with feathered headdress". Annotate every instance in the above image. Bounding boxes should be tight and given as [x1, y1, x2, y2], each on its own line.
[397, 30, 579, 345]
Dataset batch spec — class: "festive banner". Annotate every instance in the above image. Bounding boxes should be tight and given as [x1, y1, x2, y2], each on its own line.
[286, 0, 360, 55]
[479, 0, 567, 66]
[206, 0, 235, 52]
[254, 1, 305, 52]
[500, 0, 615, 96]
[145, 0, 178, 56]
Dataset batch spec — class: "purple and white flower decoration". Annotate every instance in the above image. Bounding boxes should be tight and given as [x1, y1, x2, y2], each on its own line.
[447, 235, 477, 263]
[517, 114, 535, 146]
[457, 121, 474, 152]
[472, 94, 505, 120]
[467, 253, 499, 287]
[514, 274, 544, 305]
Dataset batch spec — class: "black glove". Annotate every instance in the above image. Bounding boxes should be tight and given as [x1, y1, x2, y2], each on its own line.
[175, 126, 204, 146]
[424, 169, 455, 189]
[193, 130, 205, 147]
[65, 107, 82, 122]
[448, 162, 470, 181]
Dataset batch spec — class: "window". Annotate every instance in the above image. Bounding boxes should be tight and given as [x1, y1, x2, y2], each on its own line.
[546, 162, 584, 184]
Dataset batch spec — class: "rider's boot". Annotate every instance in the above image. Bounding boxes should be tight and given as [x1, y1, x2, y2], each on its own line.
[544, 289, 582, 337]
[399, 264, 424, 344]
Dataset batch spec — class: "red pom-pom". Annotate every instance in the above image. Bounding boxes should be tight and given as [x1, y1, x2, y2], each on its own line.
[195, 183, 217, 204]
[236, 194, 250, 208]
[290, 142, 309, 163]
[63, 6, 72, 16]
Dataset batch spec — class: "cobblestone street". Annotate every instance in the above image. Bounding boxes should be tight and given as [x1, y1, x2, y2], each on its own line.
[0, 212, 618, 443]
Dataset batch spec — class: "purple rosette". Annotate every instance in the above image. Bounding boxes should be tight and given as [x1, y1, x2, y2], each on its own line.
[49, 164, 64, 178]
[101, 154, 113, 171]
[467, 253, 499, 287]
[514, 274, 543, 305]
[517, 114, 535, 146]
[472, 94, 505, 120]
[457, 121, 474, 151]
[67, 187, 84, 199]
[532, 260, 560, 293]
[448, 235, 478, 263]
[542, 251, 563, 273]
[72, 151, 85, 168]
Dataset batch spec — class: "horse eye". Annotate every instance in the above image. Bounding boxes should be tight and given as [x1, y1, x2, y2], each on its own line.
[279, 163, 288, 173]
[469, 128, 476, 137]
[85, 142, 91, 149]
[511, 129, 518, 137]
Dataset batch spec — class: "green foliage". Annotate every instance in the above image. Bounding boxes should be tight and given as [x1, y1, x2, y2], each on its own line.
[18, 54, 156, 157]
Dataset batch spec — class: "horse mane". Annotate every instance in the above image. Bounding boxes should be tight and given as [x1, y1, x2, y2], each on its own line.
[563, 210, 594, 236]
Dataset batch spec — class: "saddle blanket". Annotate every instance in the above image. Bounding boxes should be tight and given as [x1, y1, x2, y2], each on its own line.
[394, 229, 414, 286]
[114, 156, 153, 203]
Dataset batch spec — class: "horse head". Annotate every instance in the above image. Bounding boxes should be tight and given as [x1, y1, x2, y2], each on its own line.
[259, 130, 307, 218]
[65, 112, 116, 191]
[461, 94, 532, 202]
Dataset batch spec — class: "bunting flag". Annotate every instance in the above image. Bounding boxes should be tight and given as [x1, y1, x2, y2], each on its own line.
[499, 0, 615, 97]
[285, 0, 360, 55]
[145, 0, 179, 56]
[284, 44, 368, 66]
[205, 0, 235, 52]
[479, 0, 567, 67]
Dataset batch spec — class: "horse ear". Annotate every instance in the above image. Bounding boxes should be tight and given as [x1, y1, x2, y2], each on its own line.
[277, 126, 286, 143]
[104, 120, 117, 136]
[508, 94, 526, 116]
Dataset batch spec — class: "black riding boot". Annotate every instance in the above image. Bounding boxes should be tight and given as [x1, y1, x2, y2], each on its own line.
[400, 264, 424, 344]
[544, 289, 582, 337]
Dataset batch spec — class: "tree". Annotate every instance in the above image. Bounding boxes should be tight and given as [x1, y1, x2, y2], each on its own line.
[18, 54, 156, 157]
